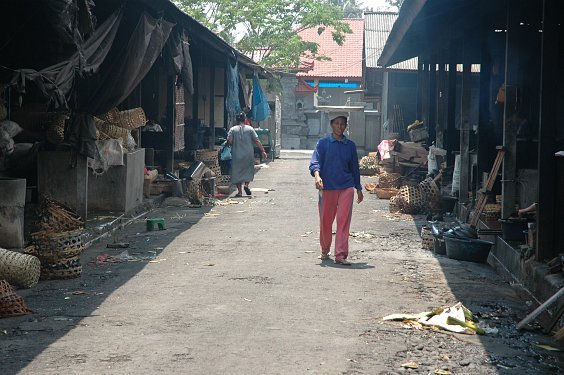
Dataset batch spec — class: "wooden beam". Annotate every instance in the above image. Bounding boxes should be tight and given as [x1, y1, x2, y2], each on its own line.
[447, 49, 458, 160]
[436, 59, 447, 149]
[477, 42, 492, 192]
[501, 3, 520, 219]
[428, 60, 437, 145]
[459, 58, 472, 204]
[536, 0, 559, 260]
[209, 64, 216, 150]
[416, 60, 425, 121]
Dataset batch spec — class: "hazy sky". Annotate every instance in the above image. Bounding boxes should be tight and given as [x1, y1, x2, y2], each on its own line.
[359, 0, 397, 11]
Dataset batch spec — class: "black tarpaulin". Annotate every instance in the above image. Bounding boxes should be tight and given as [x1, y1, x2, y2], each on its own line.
[165, 29, 194, 94]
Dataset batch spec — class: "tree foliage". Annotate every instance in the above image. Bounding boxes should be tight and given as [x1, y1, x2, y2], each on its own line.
[173, 0, 354, 70]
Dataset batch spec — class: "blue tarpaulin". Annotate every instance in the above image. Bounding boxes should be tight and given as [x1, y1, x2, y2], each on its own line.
[249, 72, 270, 121]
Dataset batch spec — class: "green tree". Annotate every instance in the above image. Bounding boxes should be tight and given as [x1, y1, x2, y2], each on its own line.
[173, 0, 352, 70]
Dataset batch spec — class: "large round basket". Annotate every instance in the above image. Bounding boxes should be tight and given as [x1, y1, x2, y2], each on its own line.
[397, 185, 425, 213]
[97, 108, 120, 123]
[389, 195, 401, 213]
[45, 113, 68, 145]
[374, 187, 399, 200]
[94, 119, 130, 142]
[0, 280, 31, 318]
[377, 172, 402, 189]
[195, 149, 219, 163]
[0, 249, 41, 288]
[115, 108, 147, 130]
[31, 229, 85, 279]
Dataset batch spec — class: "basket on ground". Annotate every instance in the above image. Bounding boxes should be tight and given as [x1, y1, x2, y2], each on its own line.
[0, 249, 41, 288]
[420, 226, 434, 251]
[374, 187, 399, 200]
[0, 280, 31, 318]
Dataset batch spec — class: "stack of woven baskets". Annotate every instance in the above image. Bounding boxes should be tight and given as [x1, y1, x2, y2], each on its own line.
[0, 280, 31, 318]
[94, 107, 146, 148]
[28, 197, 85, 280]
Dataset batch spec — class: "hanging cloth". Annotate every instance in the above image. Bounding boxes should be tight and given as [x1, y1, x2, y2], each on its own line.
[226, 61, 241, 116]
[249, 72, 270, 122]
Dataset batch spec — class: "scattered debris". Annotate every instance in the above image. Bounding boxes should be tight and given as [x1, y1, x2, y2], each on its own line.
[383, 302, 486, 335]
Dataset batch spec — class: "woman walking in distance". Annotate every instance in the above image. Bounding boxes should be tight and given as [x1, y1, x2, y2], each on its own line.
[309, 115, 363, 265]
[227, 112, 268, 197]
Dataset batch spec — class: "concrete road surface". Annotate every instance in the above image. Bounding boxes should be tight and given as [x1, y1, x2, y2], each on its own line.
[1, 152, 562, 374]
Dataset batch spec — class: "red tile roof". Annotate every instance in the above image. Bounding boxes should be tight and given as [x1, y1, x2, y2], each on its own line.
[297, 19, 364, 80]
[295, 77, 318, 93]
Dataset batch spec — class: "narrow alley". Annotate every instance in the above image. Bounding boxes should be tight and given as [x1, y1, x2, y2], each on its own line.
[1, 152, 562, 374]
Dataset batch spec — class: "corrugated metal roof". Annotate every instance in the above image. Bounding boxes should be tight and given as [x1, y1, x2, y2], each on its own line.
[364, 12, 417, 70]
[297, 19, 364, 79]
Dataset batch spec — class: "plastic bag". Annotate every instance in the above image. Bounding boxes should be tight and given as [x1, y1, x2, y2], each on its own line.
[220, 144, 232, 161]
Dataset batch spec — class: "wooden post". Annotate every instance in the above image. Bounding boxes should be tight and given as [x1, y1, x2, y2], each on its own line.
[447, 50, 458, 162]
[436, 60, 447, 149]
[459, 58, 472, 205]
[416, 60, 425, 121]
[76, 154, 88, 220]
[478, 43, 492, 192]
[428, 59, 437, 146]
[501, 3, 520, 219]
[209, 64, 216, 150]
[536, 0, 558, 261]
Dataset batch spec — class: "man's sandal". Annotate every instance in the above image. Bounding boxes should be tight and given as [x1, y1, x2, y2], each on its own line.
[335, 258, 351, 265]
[317, 253, 331, 260]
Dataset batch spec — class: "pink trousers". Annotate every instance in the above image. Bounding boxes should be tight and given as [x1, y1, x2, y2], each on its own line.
[318, 187, 354, 260]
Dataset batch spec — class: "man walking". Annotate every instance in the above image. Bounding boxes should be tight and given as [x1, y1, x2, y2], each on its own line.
[309, 115, 363, 265]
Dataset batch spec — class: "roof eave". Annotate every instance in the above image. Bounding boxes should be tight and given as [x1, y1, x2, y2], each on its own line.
[377, 0, 428, 67]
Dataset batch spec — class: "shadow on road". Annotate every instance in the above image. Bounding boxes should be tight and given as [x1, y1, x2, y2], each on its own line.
[0, 199, 217, 374]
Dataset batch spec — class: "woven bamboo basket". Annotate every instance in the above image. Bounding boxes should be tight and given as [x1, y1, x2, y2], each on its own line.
[397, 185, 426, 214]
[374, 187, 400, 199]
[398, 185, 425, 209]
[30, 228, 84, 280]
[420, 226, 434, 251]
[419, 177, 440, 199]
[95, 120, 130, 142]
[389, 195, 401, 213]
[0, 279, 14, 296]
[378, 172, 403, 189]
[195, 149, 219, 163]
[32, 229, 85, 255]
[115, 108, 147, 130]
[483, 203, 501, 222]
[38, 197, 83, 232]
[45, 114, 68, 145]
[0, 280, 31, 318]
[97, 108, 119, 123]
[216, 175, 231, 186]
[0, 249, 41, 288]
[41, 265, 82, 280]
